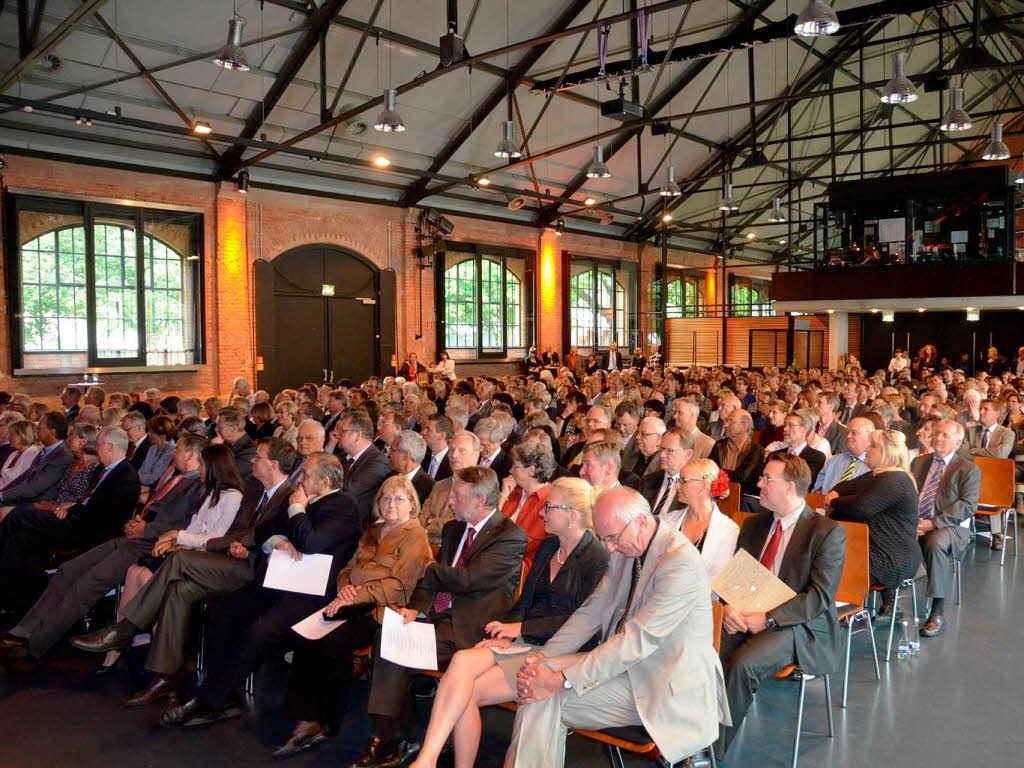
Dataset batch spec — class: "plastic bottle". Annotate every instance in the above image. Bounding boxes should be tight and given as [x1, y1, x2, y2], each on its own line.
[908, 617, 921, 656]
[896, 619, 911, 661]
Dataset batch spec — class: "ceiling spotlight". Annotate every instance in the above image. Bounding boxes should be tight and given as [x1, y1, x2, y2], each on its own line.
[719, 183, 739, 212]
[880, 52, 918, 104]
[494, 120, 521, 159]
[778, 239, 787, 245]
[213, 16, 250, 72]
[191, 120, 212, 135]
[794, 1, 840, 37]
[982, 122, 1010, 160]
[22, 105, 33, 113]
[75, 116, 83, 125]
[939, 87, 972, 132]
[767, 197, 786, 223]
[827, 309, 835, 314]
[372, 154, 391, 168]
[586, 146, 611, 179]
[85, 118, 93, 127]
[662, 212, 673, 223]
[373, 88, 406, 132]
[917, 308, 926, 313]
[236, 170, 249, 193]
[584, 194, 597, 206]
[660, 166, 681, 197]
[477, 176, 492, 186]
[870, 309, 879, 313]
[746, 232, 756, 240]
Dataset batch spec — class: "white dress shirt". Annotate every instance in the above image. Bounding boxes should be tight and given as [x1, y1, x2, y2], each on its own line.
[452, 508, 497, 565]
[759, 503, 803, 576]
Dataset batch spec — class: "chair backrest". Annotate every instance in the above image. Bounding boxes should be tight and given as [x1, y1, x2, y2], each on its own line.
[728, 509, 759, 530]
[513, 560, 528, 603]
[974, 456, 1015, 508]
[719, 482, 741, 518]
[832, 520, 870, 606]
[806, 492, 828, 515]
[712, 600, 724, 654]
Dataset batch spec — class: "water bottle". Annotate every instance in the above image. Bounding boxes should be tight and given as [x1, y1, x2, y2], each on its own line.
[896, 619, 911, 661]
[908, 617, 921, 656]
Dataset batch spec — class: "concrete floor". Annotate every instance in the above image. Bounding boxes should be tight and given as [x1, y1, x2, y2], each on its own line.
[0, 538, 1021, 768]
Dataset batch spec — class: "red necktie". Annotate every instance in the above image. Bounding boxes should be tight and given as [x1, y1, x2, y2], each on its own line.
[432, 526, 475, 615]
[760, 521, 784, 571]
[126, 442, 136, 460]
[141, 474, 183, 520]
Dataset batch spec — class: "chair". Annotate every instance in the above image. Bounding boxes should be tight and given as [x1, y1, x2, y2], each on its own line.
[831, 520, 880, 707]
[870, 578, 918, 663]
[805, 492, 828, 515]
[973, 456, 1017, 566]
[719, 483, 741, 519]
[728, 510, 759, 530]
[772, 664, 834, 768]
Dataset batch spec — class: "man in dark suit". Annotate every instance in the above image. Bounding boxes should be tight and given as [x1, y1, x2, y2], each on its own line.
[374, 408, 407, 454]
[215, 407, 258, 486]
[0, 426, 141, 613]
[161, 452, 362, 727]
[397, 352, 423, 380]
[475, 417, 512, 481]
[71, 438, 298, 703]
[337, 409, 392, 524]
[420, 414, 454, 482]
[639, 428, 692, 518]
[716, 454, 846, 760]
[766, 412, 826, 488]
[322, 390, 348, 436]
[562, 406, 612, 471]
[912, 420, 980, 636]
[353, 466, 527, 768]
[0, 434, 207, 660]
[121, 411, 153, 471]
[0, 411, 74, 506]
[388, 430, 434, 504]
[600, 341, 623, 372]
[60, 385, 82, 424]
[815, 392, 848, 455]
[709, 409, 765, 502]
[839, 384, 868, 424]
[202, 397, 222, 440]
[614, 402, 641, 475]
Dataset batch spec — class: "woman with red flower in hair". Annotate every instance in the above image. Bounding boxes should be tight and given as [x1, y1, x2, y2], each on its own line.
[668, 458, 741, 586]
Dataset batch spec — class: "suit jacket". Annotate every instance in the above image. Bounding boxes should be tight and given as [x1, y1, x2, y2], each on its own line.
[692, 430, 715, 461]
[280, 490, 362, 590]
[141, 471, 206, 541]
[735, 507, 845, 676]
[629, 354, 647, 370]
[67, 460, 142, 548]
[619, 432, 641, 475]
[229, 434, 258, 486]
[910, 453, 980, 537]
[839, 402, 870, 424]
[323, 410, 344, 437]
[128, 435, 153, 471]
[542, 523, 727, 765]
[709, 438, 765, 497]
[769, 445, 826, 487]
[419, 476, 454, 544]
[819, 421, 847, 456]
[398, 361, 422, 380]
[600, 350, 624, 371]
[1, 442, 75, 504]
[640, 470, 685, 517]
[421, 448, 453, 482]
[409, 511, 527, 649]
[633, 451, 660, 478]
[403, 468, 434, 505]
[481, 448, 512, 481]
[344, 445, 392, 524]
[206, 479, 295, 556]
[963, 424, 1014, 459]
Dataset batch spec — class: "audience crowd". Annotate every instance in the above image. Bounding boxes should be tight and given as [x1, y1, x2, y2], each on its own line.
[0, 351, 1014, 766]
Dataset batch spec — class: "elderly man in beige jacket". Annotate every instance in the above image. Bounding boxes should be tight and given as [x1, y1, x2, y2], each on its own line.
[504, 486, 728, 768]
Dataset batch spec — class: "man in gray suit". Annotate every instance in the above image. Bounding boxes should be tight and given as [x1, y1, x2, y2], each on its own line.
[716, 453, 845, 760]
[506, 487, 727, 768]
[815, 392, 848, 455]
[962, 398, 1013, 549]
[913, 420, 980, 636]
[0, 411, 74, 506]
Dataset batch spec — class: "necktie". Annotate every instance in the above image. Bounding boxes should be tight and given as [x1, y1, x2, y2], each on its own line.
[251, 491, 270, 525]
[839, 456, 858, 483]
[760, 521, 784, 571]
[918, 458, 946, 520]
[613, 557, 643, 635]
[80, 464, 107, 506]
[22, 447, 48, 478]
[981, 428, 989, 448]
[141, 474, 183, 520]
[428, 455, 439, 478]
[842, 406, 852, 423]
[480, 456, 491, 468]
[817, 422, 827, 437]
[289, 458, 305, 484]
[342, 456, 354, 488]
[432, 526, 476, 615]
[655, 476, 677, 516]
[126, 442, 136, 460]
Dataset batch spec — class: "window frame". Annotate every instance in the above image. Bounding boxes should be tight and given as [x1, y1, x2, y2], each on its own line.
[564, 254, 638, 354]
[729, 274, 773, 317]
[6, 193, 205, 372]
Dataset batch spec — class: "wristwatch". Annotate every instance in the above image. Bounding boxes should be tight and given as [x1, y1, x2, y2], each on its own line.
[562, 673, 573, 690]
[765, 616, 778, 631]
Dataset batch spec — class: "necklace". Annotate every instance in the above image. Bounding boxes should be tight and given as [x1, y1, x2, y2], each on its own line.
[556, 547, 567, 564]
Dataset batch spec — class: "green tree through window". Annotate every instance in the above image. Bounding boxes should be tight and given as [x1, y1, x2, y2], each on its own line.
[443, 256, 521, 350]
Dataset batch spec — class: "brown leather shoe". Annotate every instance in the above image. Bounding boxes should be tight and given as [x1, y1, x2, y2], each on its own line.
[991, 534, 1004, 551]
[920, 613, 945, 637]
[0, 634, 29, 659]
[121, 675, 180, 708]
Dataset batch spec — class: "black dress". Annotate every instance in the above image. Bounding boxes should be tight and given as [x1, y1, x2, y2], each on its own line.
[830, 470, 922, 588]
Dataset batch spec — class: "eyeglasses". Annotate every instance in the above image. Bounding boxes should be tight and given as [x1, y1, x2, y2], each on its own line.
[599, 516, 636, 545]
[542, 502, 575, 514]
[639, 431, 661, 439]
[338, 427, 361, 434]
[379, 495, 410, 506]
[659, 446, 686, 454]
[758, 475, 782, 484]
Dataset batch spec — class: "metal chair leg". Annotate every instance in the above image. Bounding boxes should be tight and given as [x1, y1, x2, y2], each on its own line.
[823, 675, 834, 738]
[885, 584, 901, 662]
[708, 746, 718, 768]
[791, 676, 806, 768]
[953, 559, 962, 605]
[1013, 509, 1019, 557]
[603, 744, 625, 768]
[841, 618, 853, 708]
[1001, 510, 1009, 567]
[864, 612, 880, 680]
[908, 579, 919, 624]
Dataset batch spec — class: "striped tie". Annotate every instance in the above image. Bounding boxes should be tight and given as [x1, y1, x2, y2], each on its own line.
[918, 458, 946, 519]
[839, 456, 858, 483]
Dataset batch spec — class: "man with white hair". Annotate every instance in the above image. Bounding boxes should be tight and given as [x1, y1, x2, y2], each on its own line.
[670, 398, 714, 460]
[418, 431, 481, 543]
[389, 429, 434, 504]
[506, 486, 727, 768]
[475, 417, 512, 480]
[633, 416, 666, 476]
[563, 405, 611, 469]
[710, 393, 741, 440]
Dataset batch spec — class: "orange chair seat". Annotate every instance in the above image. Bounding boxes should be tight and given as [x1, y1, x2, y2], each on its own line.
[775, 664, 797, 680]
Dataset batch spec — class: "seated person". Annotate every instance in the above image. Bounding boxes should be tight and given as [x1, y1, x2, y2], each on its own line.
[411, 477, 609, 768]
[275, 476, 434, 757]
[0, 419, 40, 491]
[765, 411, 826, 488]
[911, 420, 979, 637]
[717, 454, 845, 760]
[418, 431, 481, 544]
[0, 434, 209, 663]
[69, 437, 299, 703]
[0, 427, 140, 614]
[160, 451, 361, 727]
[828, 430, 922, 622]
[962, 398, 1014, 550]
[137, 415, 177, 489]
[388, 429, 434, 505]
[0, 411, 74, 507]
[812, 417, 874, 493]
[667, 458, 740, 584]
[353, 466, 526, 768]
[498, 441, 556, 571]
[709, 409, 765, 501]
[501, 487, 726, 768]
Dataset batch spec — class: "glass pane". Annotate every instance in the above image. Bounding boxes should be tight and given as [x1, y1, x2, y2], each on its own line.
[444, 252, 477, 349]
[93, 214, 140, 359]
[143, 212, 198, 365]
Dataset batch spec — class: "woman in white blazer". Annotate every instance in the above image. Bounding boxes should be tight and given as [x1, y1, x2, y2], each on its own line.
[666, 458, 740, 585]
[0, 419, 40, 491]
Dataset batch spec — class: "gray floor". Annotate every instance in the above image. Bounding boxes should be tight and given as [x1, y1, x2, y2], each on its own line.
[0, 538, 1021, 768]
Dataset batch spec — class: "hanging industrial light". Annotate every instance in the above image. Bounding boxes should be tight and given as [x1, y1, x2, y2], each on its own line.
[236, 170, 249, 193]
[794, 1, 840, 38]
[767, 197, 786, 223]
[659, 166, 681, 197]
[982, 122, 1010, 160]
[719, 183, 739, 212]
[939, 86, 972, 132]
[586, 145, 611, 179]
[373, 88, 406, 132]
[880, 52, 918, 104]
[213, 16, 250, 72]
[494, 120, 521, 159]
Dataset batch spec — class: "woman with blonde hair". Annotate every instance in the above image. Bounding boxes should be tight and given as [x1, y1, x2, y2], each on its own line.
[0, 419, 39, 490]
[409, 477, 610, 768]
[828, 429, 922, 621]
[671, 458, 740, 583]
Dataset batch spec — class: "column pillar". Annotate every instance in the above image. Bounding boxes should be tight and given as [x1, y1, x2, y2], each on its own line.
[214, 188, 254, 395]
[828, 311, 848, 370]
[537, 231, 562, 353]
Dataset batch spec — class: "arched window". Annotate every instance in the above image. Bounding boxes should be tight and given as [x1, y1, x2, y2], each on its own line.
[729, 275, 773, 317]
[441, 244, 528, 354]
[12, 194, 202, 370]
[665, 277, 701, 318]
[569, 258, 635, 350]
